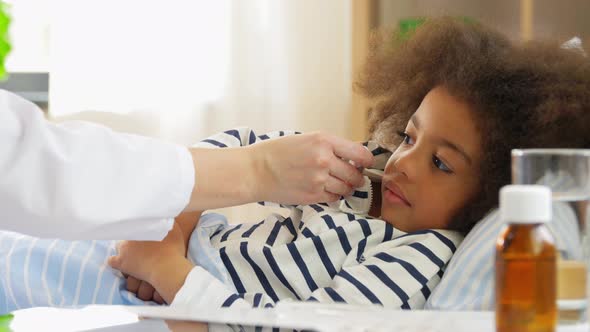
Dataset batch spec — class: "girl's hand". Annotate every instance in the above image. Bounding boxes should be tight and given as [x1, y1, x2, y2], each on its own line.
[108, 222, 194, 303]
[108, 222, 185, 282]
[125, 275, 165, 304]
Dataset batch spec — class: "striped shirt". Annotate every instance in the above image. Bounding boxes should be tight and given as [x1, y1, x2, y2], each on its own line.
[172, 128, 463, 311]
[0, 127, 462, 316]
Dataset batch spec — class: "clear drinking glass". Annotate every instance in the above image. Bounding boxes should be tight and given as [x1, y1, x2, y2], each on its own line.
[512, 149, 590, 325]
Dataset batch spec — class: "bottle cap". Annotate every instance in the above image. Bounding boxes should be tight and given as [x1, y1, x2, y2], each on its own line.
[500, 185, 552, 223]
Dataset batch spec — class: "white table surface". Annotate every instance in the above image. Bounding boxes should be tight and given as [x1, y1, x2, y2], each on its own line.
[4, 303, 589, 332]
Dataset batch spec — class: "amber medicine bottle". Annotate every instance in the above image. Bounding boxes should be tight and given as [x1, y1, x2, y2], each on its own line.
[496, 185, 557, 332]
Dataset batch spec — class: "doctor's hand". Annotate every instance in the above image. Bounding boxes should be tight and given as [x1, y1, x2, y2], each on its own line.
[250, 132, 375, 204]
[185, 132, 374, 212]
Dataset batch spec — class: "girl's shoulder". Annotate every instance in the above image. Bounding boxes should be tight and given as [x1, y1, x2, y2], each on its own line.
[378, 228, 464, 255]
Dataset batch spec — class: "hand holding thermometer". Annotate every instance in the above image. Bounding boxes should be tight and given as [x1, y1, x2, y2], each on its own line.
[350, 141, 389, 183]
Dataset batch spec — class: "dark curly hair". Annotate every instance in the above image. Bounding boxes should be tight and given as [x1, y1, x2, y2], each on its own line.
[356, 17, 590, 234]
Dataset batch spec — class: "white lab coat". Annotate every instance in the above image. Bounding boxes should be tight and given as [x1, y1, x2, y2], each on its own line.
[0, 90, 194, 240]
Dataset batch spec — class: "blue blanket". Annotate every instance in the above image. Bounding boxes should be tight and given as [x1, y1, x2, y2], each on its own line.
[0, 213, 230, 314]
[0, 232, 151, 314]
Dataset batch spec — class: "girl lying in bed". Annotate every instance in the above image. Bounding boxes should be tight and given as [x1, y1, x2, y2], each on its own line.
[1, 17, 589, 314]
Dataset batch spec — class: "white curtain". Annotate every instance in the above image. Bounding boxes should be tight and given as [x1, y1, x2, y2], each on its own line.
[49, 0, 352, 145]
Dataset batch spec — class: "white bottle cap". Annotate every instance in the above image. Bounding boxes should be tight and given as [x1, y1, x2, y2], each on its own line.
[500, 185, 552, 223]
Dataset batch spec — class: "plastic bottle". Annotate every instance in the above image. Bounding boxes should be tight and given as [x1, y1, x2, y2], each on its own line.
[495, 185, 557, 332]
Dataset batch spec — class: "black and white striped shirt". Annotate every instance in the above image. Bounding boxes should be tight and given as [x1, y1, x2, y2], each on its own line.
[172, 128, 463, 312]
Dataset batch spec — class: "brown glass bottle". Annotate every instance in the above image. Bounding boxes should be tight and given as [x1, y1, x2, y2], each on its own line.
[496, 185, 556, 332]
[496, 222, 557, 332]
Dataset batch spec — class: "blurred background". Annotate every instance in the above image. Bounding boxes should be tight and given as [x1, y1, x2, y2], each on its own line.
[2, 0, 589, 146]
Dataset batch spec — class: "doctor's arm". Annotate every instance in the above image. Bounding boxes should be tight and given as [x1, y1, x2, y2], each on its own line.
[0, 90, 373, 240]
[109, 230, 459, 308]
[0, 90, 194, 240]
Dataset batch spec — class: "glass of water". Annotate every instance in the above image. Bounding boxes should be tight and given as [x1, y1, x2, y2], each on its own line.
[512, 149, 590, 325]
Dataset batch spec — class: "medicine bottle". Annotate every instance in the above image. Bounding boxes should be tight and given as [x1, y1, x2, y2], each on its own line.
[495, 185, 556, 332]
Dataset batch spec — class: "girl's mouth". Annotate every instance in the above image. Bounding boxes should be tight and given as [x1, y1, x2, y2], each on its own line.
[383, 183, 411, 207]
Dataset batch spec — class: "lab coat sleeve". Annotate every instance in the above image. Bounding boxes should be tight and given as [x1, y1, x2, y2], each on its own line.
[0, 90, 194, 240]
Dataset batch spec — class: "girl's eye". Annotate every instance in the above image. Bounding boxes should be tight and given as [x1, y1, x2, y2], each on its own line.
[397, 131, 453, 174]
[397, 131, 414, 145]
[433, 156, 452, 173]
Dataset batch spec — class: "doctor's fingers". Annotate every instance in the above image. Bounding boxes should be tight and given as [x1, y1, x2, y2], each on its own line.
[328, 135, 374, 168]
[328, 158, 365, 188]
[323, 176, 353, 199]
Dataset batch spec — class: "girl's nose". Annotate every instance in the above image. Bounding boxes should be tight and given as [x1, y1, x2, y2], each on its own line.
[389, 148, 419, 181]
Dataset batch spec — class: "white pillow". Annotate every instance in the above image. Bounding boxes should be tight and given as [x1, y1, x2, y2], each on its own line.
[425, 202, 580, 311]
[424, 209, 501, 310]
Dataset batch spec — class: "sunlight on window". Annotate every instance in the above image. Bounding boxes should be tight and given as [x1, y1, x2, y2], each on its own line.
[49, 0, 230, 116]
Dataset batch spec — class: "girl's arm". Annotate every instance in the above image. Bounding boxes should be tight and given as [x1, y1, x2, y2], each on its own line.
[175, 210, 202, 254]
[146, 210, 201, 304]
[108, 220, 195, 304]
[170, 230, 462, 310]
[113, 210, 202, 303]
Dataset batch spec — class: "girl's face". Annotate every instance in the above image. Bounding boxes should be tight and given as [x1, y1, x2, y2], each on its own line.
[380, 86, 482, 232]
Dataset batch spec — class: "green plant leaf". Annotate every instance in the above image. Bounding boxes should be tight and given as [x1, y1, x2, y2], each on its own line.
[0, 1, 12, 80]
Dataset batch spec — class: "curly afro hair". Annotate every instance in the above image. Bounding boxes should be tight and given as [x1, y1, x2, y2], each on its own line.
[356, 17, 590, 234]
